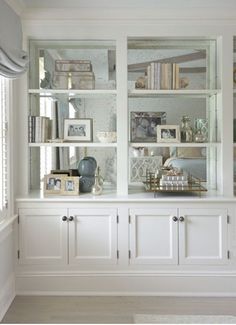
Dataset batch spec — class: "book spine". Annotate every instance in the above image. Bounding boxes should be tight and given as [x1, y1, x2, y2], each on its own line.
[175, 64, 180, 89]
[172, 63, 176, 90]
[150, 62, 155, 90]
[28, 116, 33, 143]
[156, 63, 161, 90]
[147, 65, 151, 89]
[32, 116, 36, 143]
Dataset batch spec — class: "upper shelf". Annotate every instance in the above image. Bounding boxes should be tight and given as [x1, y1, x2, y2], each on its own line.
[128, 89, 220, 98]
[28, 89, 117, 97]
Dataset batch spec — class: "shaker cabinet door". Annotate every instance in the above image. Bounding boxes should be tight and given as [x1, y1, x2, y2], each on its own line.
[18, 208, 68, 265]
[68, 208, 118, 265]
[178, 208, 228, 265]
[129, 208, 178, 265]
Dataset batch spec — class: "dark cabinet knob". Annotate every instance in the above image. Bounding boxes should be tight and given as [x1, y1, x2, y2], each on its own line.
[62, 216, 67, 221]
[69, 216, 74, 221]
[179, 216, 185, 222]
[172, 216, 178, 222]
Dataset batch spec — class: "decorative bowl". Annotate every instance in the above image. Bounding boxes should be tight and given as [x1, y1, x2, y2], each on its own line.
[97, 131, 117, 143]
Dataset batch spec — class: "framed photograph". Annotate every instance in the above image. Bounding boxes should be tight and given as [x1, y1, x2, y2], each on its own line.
[64, 118, 93, 142]
[44, 174, 65, 195]
[62, 177, 79, 196]
[130, 112, 166, 142]
[157, 125, 180, 143]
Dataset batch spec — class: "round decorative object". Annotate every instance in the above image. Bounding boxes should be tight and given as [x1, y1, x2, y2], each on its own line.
[79, 176, 95, 193]
[78, 156, 97, 176]
[194, 130, 205, 143]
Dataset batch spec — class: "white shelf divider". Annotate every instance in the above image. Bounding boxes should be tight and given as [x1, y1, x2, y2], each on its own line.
[128, 89, 220, 97]
[130, 142, 220, 148]
[29, 89, 117, 97]
[29, 142, 117, 148]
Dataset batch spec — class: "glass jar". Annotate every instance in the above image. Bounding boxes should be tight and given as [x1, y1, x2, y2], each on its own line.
[181, 115, 193, 143]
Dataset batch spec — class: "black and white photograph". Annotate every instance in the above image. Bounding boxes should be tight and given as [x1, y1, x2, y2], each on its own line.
[64, 118, 93, 142]
[62, 177, 79, 195]
[44, 174, 65, 195]
[130, 112, 166, 142]
[157, 125, 180, 143]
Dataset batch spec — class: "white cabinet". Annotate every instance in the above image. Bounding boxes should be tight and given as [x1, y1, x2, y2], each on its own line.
[129, 207, 228, 266]
[18, 208, 118, 266]
[19, 208, 68, 265]
[178, 208, 228, 265]
[69, 208, 118, 265]
[129, 208, 178, 265]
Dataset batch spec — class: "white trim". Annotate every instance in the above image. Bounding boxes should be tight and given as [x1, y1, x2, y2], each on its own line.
[15, 271, 236, 277]
[0, 214, 18, 236]
[15, 290, 236, 297]
[0, 273, 15, 322]
[20, 7, 236, 22]
[15, 273, 236, 296]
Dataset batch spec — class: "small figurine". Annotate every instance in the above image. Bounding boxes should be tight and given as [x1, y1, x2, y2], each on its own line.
[40, 71, 53, 89]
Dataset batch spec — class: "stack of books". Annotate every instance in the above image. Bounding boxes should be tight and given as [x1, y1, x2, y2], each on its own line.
[28, 116, 51, 143]
[146, 62, 180, 90]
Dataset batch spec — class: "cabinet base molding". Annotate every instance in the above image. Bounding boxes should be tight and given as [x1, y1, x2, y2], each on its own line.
[16, 273, 236, 297]
[0, 273, 15, 322]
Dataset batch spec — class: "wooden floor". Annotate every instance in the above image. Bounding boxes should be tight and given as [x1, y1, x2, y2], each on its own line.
[2, 296, 236, 324]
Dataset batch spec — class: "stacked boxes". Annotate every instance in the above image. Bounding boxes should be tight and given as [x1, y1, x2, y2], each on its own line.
[159, 174, 188, 187]
[53, 60, 95, 89]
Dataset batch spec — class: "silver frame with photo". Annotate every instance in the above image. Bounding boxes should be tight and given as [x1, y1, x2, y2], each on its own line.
[44, 174, 66, 195]
[157, 125, 180, 143]
[62, 176, 80, 196]
[64, 118, 93, 142]
[130, 112, 166, 142]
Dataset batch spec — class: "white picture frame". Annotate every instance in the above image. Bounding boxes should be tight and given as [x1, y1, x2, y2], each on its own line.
[64, 118, 93, 142]
[157, 125, 180, 143]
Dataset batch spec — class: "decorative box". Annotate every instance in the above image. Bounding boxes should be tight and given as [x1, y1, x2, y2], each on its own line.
[70, 72, 95, 90]
[52, 72, 68, 89]
[55, 60, 92, 72]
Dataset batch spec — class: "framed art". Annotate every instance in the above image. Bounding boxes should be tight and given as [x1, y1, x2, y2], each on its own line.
[64, 118, 93, 142]
[62, 177, 80, 196]
[130, 112, 166, 142]
[157, 125, 180, 143]
[44, 174, 65, 195]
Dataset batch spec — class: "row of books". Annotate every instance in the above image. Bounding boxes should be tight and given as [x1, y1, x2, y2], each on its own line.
[146, 62, 180, 90]
[28, 116, 51, 143]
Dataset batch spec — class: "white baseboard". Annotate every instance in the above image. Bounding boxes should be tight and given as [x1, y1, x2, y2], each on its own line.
[16, 273, 236, 297]
[0, 273, 15, 322]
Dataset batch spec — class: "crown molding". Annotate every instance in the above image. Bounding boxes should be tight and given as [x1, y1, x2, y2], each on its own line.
[21, 7, 236, 22]
[4, 0, 25, 16]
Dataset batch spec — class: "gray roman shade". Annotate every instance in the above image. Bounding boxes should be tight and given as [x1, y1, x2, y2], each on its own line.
[0, 1, 28, 78]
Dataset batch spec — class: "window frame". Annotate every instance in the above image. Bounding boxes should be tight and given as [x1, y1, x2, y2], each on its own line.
[0, 76, 11, 222]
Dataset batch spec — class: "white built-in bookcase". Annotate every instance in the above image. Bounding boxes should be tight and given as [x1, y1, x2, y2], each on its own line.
[15, 28, 235, 199]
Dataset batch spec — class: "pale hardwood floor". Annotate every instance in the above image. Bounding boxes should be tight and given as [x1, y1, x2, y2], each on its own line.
[2, 296, 236, 324]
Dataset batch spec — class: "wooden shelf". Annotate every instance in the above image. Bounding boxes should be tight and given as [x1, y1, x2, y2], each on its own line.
[29, 142, 117, 148]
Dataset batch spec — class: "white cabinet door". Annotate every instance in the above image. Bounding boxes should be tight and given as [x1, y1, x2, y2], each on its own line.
[69, 208, 118, 265]
[179, 208, 228, 265]
[129, 208, 178, 265]
[19, 208, 68, 265]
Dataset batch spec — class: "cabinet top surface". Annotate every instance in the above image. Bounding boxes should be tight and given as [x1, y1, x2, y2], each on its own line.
[15, 190, 236, 203]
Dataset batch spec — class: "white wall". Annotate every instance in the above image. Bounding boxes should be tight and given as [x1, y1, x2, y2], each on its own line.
[0, 224, 15, 321]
